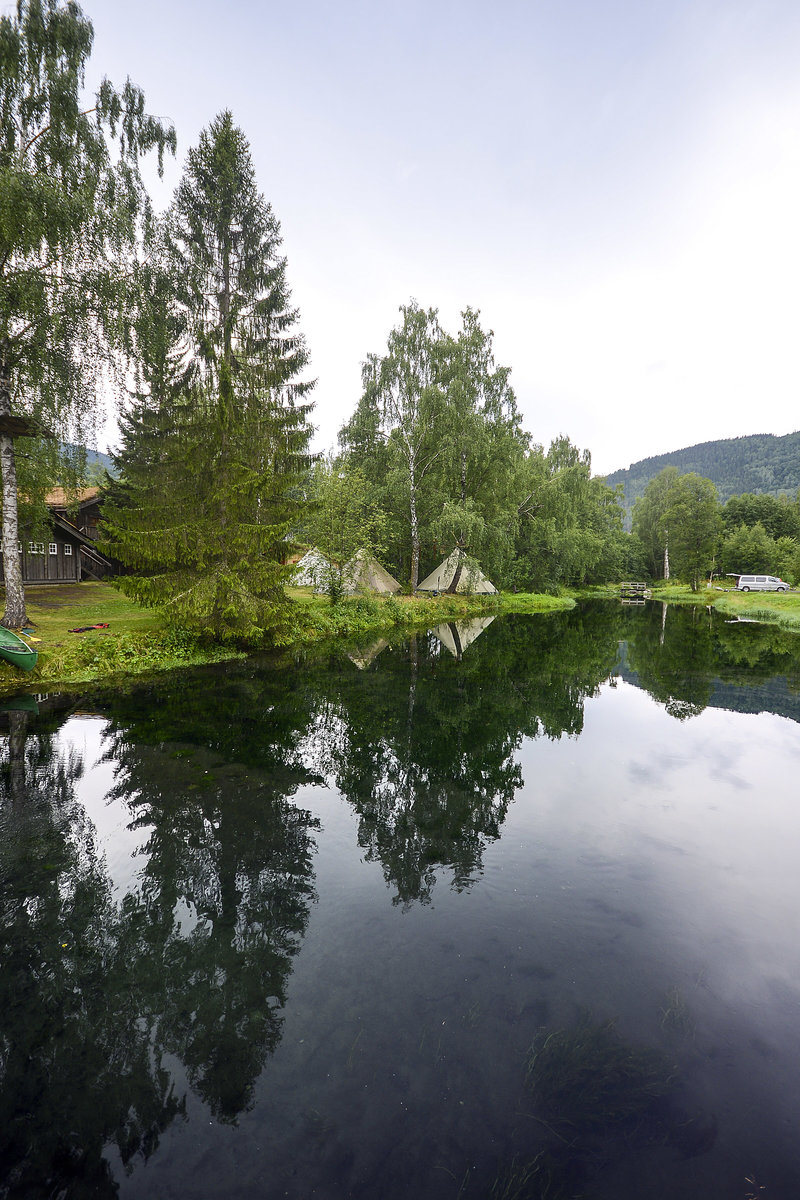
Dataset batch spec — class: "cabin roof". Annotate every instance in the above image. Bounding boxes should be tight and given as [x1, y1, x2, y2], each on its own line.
[45, 486, 101, 509]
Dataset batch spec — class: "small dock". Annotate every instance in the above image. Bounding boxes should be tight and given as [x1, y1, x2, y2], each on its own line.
[619, 581, 651, 604]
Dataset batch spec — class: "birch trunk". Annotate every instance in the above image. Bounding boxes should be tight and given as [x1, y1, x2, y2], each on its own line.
[409, 457, 420, 591]
[0, 359, 27, 629]
[663, 530, 670, 581]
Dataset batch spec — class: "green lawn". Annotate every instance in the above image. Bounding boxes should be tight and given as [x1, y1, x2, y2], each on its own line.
[0, 582, 243, 695]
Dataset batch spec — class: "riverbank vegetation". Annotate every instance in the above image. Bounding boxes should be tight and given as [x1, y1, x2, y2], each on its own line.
[0, 582, 572, 694]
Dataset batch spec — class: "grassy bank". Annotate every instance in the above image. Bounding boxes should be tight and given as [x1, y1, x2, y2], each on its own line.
[0, 582, 573, 696]
[1, 583, 245, 696]
[693, 586, 800, 631]
[581, 581, 800, 634]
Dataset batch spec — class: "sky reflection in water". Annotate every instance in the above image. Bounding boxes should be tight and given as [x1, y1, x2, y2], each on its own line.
[1, 602, 799, 1200]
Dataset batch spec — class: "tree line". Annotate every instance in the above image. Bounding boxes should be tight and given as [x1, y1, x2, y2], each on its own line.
[631, 467, 800, 589]
[2, 1, 794, 644]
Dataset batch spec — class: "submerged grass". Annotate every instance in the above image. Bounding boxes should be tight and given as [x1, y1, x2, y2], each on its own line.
[525, 1011, 676, 1135]
[489, 1152, 572, 1200]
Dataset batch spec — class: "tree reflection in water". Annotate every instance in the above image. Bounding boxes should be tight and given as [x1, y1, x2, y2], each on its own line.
[0, 702, 183, 1198]
[3, 602, 800, 1196]
[0, 669, 322, 1195]
[307, 608, 621, 905]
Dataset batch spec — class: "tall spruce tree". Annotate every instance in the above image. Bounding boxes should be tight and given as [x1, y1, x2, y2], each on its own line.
[103, 113, 314, 643]
[0, 0, 174, 627]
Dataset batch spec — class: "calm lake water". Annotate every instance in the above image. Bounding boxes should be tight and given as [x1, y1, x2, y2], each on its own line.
[2, 601, 800, 1200]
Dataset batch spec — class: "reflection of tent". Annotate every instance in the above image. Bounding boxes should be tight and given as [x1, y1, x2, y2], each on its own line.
[347, 638, 389, 669]
[292, 547, 330, 586]
[432, 616, 496, 659]
[342, 549, 402, 594]
[417, 549, 497, 594]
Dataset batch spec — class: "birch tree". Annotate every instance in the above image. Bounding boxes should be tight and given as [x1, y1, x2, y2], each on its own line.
[0, 0, 174, 627]
[371, 303, 446, 590]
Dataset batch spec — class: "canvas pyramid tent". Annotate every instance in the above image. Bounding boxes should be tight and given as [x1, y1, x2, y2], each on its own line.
[417, 549, 497, 594]
[292, 547, 330, 587]
[342, 549, 402, 594]
[432, 616, 496, 659]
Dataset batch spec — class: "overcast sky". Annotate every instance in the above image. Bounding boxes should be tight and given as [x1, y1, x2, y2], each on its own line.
[83, 0, 800, 476]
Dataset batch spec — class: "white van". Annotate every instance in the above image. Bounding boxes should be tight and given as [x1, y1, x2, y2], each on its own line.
[736, 575, 790, 592]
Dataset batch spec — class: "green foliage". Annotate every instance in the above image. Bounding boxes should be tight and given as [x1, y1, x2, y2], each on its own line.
[0, 0, 174, 625]
[512, 437, 628, 590]
[775, 537, 800, 585]
[719, 522, 779, 575]
[103, 113, 314, 644]
[660, 472, 721, 590]
[302, 459, 387, 603]
[722, 491, 800, 541]
[633, 468, 721, 588]
[717, 493, 800, 584]
[631, 466, 680, 577]
[341, 303, 528, 589]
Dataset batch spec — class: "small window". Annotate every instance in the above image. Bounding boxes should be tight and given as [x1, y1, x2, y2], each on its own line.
[36, 542, 45, 555]
[64, 544, 73, 556]
[28, 541, 36, 554]
[49, 543, 58, 555]
[17, 541, 21, 553]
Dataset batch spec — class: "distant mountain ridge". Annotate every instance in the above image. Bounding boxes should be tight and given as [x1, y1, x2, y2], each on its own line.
[606, 430, 800, 513]
[58, 443, 115, 481]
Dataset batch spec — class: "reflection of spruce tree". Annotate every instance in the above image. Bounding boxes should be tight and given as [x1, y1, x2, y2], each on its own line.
[309, 609, 619, 905]
[0, 717, 183, 1197]
[98, 666, 321, 1122]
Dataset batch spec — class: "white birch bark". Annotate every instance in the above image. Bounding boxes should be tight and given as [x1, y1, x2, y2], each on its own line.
[0, 364, 27, 628]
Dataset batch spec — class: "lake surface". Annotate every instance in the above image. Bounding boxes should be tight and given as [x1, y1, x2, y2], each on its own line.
[2, 601, 800, 1199]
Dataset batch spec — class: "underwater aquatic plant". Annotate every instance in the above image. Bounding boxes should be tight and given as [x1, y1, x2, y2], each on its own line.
[525, 1010, 677, 1134]
[489, 1151, 572, 1200]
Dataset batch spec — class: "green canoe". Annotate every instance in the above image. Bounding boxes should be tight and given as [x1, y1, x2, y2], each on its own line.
[0, 627, 38, 672]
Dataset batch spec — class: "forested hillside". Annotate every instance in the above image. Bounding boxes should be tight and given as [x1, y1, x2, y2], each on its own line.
[607, 431, 800, 513]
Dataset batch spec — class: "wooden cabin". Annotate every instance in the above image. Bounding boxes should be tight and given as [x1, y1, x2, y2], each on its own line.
[0, 489, 112, 585]
[45, 487, 103, 541]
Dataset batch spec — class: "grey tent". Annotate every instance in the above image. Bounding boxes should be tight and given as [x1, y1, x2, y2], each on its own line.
[292, 547, 330, 587]
[342, 549, 402, 594]
[417, 549, 497, 594]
